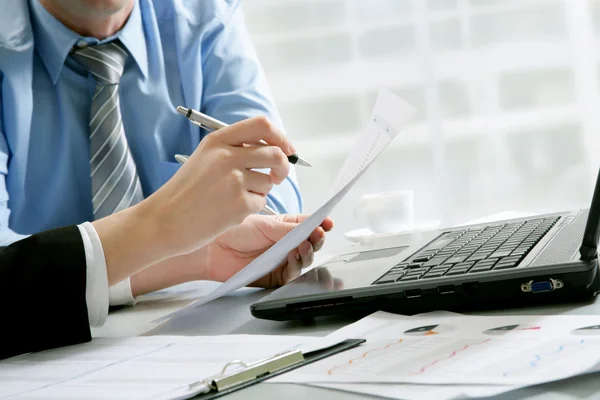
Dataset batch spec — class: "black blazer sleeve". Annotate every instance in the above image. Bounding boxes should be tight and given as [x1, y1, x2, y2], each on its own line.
[0, 225, 91, 360]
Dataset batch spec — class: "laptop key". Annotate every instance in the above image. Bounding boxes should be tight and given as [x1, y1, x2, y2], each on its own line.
[422, 257, 448, 267]
[504, 254, 522, 260]
[494, 260, 519, 269]
[456, 261, 475, 267]
[411, 255, 433, 262]
[474, 259, 497, 267]
[422, 271, 445, 279]
[493, 263, 518, 270]
[399, 275, 420, 281]
[489, 250, 513, 258]
[375, 276, 397, 284]
[469, 265, 494, 273]
[467, 253, 488, 262]
[445, 254, 469, 263]
[445, 267, 471, 276]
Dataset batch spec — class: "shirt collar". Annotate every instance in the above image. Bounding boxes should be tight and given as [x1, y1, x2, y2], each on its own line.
[115, 0, 148, 80]
[29, 0, 148, 84]
[29, 0, 79, 84]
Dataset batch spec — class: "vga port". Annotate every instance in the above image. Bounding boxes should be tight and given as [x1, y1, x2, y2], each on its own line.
[521, 278, 564, 293]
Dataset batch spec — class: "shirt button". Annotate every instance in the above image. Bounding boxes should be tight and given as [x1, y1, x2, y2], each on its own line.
[76, 40, 88, 48]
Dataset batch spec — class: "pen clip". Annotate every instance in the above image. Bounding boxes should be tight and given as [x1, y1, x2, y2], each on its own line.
[188, 119, 215, 132]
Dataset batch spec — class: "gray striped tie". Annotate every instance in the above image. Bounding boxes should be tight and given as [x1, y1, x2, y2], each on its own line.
[71, 41, 144, 220]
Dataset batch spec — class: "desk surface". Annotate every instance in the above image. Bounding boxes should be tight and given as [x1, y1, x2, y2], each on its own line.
[92, 240, 600, 400]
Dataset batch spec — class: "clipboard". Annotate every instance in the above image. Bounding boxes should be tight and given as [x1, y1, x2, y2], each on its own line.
[185, 339, 365, 399]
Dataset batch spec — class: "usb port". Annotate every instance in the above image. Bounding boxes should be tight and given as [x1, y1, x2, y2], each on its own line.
[405, 289, 421, 299]
[438, 285, 455, 295]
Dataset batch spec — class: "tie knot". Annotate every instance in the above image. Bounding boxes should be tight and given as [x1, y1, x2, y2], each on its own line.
[71, 41, 129, 85]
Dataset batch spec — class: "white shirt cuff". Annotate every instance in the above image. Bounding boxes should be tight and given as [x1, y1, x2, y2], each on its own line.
[109, 278, 137, 306]
[78, 222, 109, 327]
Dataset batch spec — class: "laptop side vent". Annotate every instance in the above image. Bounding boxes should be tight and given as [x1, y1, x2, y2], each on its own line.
[531, 210, 587, 266]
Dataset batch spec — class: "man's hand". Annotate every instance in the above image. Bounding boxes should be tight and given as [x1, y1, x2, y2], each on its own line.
[199, 214, 334, 288]
[128, 214, 334, 297]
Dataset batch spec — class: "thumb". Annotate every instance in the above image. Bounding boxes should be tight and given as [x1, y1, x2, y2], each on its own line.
[263, 220, 300, 241]
[279, 214, 310, 224]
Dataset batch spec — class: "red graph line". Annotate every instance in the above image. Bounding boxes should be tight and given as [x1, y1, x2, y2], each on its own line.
[516, 326, 541, 331]
[327, 339, 403, 375]
[410, 338, 492, 376]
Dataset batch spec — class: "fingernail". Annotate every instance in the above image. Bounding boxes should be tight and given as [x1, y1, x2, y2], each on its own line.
[288, 143, 297, 155]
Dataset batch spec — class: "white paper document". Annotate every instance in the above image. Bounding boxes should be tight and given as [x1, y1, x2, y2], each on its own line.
[0, 335, 317, 400]
[156, 90, 416, 322]
[272, 311, 600, 388]
[314, 382, 514, 400]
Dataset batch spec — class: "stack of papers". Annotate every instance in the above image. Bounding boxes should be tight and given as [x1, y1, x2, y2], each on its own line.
[0, 335, 318, 400]
[271, 311, 600, 399]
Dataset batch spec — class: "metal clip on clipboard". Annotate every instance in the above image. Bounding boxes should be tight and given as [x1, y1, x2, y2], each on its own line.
[190, 349, 304, 393]
[180, 339, 365, 399]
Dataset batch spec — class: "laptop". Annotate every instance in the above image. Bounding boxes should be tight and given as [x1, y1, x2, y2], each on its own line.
[250, 169, 600, 321]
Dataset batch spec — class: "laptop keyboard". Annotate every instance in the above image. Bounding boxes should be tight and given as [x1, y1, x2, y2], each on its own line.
[374, 216, 560, 285]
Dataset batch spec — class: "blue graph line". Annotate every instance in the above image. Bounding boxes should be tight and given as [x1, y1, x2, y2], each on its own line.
[502, 339, 585, 377]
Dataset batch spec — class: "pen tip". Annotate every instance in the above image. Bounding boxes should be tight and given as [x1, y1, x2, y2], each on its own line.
[176, 106, 189, 116]
[297, 158, 313, 167]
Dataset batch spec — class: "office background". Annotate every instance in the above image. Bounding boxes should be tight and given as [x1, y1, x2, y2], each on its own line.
[242, 0, 600, 249]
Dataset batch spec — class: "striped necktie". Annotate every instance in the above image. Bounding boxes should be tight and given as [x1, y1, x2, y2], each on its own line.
[71, 41, 144, 219]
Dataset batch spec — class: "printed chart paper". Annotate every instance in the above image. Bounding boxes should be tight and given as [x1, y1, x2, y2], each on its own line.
[271, 311, 600, 387]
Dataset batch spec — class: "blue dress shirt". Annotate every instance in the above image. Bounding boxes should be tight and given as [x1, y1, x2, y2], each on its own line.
[0, 0, 301, 245]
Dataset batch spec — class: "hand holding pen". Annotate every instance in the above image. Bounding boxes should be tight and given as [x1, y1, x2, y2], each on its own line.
[146, 116, 299, 254]
[175, 106, 312, 216]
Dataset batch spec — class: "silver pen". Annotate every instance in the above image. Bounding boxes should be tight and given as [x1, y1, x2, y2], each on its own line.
[176, 106, 312, 168]
[174, 154, 279, 216]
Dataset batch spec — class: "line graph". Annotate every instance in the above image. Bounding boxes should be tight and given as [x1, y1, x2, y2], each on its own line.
[327, 339, 403, 375]
[502, 339, 586, 377]
[409, 339, 492, 376]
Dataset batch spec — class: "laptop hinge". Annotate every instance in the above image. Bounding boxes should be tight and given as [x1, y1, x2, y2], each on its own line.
[580, 245, 597, 261]
[580, 168, 600, 261]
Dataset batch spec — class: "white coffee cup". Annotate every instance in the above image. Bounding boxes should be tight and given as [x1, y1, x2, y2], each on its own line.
[354, 190, 414, 234]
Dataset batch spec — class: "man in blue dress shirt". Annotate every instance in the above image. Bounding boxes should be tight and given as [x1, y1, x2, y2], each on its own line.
[0, 0, 307, 305]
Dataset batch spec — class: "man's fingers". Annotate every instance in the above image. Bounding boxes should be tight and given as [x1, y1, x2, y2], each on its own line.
[234, 146, 290, 184]
[308, 227, 326, 251]
[256, 220, 299, 243]
[279, 215, 334, 231]
[298, 241, 314, 268]
[283, 250, 303, 284]
[320, 217, 334, 232]
[243, 193, 268, 216]
[262, 215, 333, 247]
[220, 116, 295, 156]
[244, 170, 274, 196]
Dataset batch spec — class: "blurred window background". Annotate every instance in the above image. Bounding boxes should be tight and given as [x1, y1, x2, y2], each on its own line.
[242, 0, 600, 250]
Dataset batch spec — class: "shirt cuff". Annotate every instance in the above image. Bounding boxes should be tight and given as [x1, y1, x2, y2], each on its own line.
[109, 278, 137, 306]
[78, 222, 109, 327]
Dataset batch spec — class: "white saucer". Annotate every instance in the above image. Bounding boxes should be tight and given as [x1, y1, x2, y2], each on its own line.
[344, 220, 442, 243]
